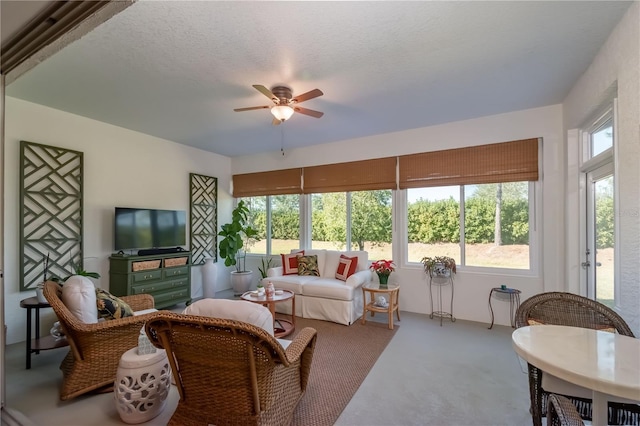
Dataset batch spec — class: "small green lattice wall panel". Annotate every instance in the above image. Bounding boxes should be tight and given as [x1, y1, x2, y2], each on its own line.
[189, 173, 217, 265]
[20, 141, 83, 291]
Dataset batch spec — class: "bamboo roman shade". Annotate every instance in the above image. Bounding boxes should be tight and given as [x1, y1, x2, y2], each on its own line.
[233, 168, 302, 197]
[302, 157, 397, 194]
[399, 138, 539, 189]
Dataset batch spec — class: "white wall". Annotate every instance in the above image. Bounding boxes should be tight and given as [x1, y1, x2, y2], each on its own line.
[563, 2, 640, 335]
[233, 104, 565, 326]
[3, 97, 233, 345]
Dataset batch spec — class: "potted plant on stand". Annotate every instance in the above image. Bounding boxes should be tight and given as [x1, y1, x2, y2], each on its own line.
[421, 256, 457, 279]
[219, 200, 260, 295]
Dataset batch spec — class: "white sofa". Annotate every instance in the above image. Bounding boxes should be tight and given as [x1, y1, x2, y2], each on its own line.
[263, 249, 371, 325]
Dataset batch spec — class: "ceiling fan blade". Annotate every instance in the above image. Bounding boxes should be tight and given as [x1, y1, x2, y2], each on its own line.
[272, 118, 282, 126]
[294, 106, 324, 118]
[292, 88, 323, 104]
[234, 106, 270, 112]
[253, 85, 279, 103]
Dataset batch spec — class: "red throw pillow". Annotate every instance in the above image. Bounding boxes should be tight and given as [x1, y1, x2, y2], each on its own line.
[281, 250, 304, 275]
[335, 254, 358, 281]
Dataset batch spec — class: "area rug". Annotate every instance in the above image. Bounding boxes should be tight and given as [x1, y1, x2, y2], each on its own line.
[290, 317, 398, 426]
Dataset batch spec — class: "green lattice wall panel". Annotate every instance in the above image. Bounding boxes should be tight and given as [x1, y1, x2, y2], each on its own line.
[20, 141, 83, 291]
[189, 173, 217, 265]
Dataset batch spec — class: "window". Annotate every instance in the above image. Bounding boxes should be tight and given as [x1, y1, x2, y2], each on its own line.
[310, 190, 393, 258]
[407, 186, 460, 263]
[464, 183, 529, 269]
[271, 195, 300, 254]
[407, 183, 531, 270]
[311, 192, 346, 249]
[351, 190, 392, 259]
[240, 196, 266, 254]
[240, 195, 300, 255]
[590, 118, 613, 158]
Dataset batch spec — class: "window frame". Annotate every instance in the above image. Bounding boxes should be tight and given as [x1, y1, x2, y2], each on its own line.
[402, 181, 540, 277]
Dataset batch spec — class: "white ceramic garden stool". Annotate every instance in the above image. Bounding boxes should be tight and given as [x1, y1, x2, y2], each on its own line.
[114, 347, 171, 424]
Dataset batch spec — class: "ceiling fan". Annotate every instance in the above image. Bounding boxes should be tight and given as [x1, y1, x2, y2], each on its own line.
[234, 85, 324, 125]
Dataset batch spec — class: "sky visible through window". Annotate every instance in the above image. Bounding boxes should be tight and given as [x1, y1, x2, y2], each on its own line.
[408, 186, 478, 202]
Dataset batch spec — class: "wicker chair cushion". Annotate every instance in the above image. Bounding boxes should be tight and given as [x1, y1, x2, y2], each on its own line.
[182, 299, 274, 335]
[96, 288, 134, 320]
[61, 276, 98, 323]
[528, 317, 616, 333]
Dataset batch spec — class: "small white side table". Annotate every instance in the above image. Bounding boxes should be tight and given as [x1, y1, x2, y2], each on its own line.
[114, 347, 171, 424]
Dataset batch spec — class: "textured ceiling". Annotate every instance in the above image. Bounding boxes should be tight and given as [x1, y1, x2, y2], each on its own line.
[6, 1, 632, 157]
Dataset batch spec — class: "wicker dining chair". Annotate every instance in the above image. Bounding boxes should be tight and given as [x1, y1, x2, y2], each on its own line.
[515, 291, 639, 426]
[547, 394, 585, 426]
[145, 312, 317, 426]
[43, 280, 158, 400]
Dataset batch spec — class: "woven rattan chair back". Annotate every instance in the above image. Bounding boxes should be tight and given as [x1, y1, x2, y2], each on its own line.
[547, 394, 585, 426]
[515, 292, 638, 426]
[146, 312, 317, 426]
[515, 292, 634, 336]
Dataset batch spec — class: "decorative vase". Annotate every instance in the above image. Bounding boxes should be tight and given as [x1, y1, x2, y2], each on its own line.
[377, 273, 390, 287]
[201, 258, 217, 299]
[35, 283, 47, 304]
[431, 263, 451, 278]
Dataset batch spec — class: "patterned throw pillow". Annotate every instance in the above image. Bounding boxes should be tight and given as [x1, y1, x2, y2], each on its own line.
[297, 255, 320, 276]
[281, 250, 305, 275]
[96, 288, 134, 320]
[335, 254, 358, 281]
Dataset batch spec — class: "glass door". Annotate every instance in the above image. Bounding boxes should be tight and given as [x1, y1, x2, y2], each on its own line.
[585, 163, 614, 307]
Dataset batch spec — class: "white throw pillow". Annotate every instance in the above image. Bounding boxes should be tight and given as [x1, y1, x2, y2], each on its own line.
[61, 276, 98, 323]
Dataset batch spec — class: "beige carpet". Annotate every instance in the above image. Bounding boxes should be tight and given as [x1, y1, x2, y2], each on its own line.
[290, 317, 398, 426]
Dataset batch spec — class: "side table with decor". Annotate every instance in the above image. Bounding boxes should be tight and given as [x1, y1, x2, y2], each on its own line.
[20, 296, 69, 369]
[361, 282, 400, 330]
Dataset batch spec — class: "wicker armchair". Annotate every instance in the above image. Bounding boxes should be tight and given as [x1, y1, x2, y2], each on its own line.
[515, 292, 639, 426]
[145, 312, 317, 426]
[43, 280, 158, 400]
[548, 394, 585, 426]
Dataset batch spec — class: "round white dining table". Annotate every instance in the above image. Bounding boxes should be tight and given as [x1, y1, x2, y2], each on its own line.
[512, 324, 640, 426]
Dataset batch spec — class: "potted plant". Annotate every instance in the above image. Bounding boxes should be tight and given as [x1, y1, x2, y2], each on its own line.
[219, 200, 260, 295]
[258, 257, 273, 280]
[421, 256, 457, 278]
[369, 259, 395, 287]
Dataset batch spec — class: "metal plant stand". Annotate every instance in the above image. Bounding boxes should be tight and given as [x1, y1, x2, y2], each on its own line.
[429, 274, 455, 326]
[488, 287, 521, 329]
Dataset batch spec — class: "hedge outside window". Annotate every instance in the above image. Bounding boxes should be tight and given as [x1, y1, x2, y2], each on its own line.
[311, 191, 392, 259]
[407, 183, 531, 270]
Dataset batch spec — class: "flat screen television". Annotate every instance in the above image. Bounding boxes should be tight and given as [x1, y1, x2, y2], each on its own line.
[114, 207, 186, 251]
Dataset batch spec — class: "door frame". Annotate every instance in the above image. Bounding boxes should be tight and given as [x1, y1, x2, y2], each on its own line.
[578, 101, 619, 308]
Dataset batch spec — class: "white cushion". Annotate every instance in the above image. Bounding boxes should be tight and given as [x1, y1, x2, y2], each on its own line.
[301, 278, 356, 301]
[182, 299, 274, 336]
[61, 276, 98, 323]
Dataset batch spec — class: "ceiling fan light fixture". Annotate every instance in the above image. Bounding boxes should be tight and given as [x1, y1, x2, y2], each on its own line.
[271, 105, 294, 121]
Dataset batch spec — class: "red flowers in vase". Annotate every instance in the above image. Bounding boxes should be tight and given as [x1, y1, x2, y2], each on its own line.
[370, 260, 395, 285]
[369, 259, 395, 274]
